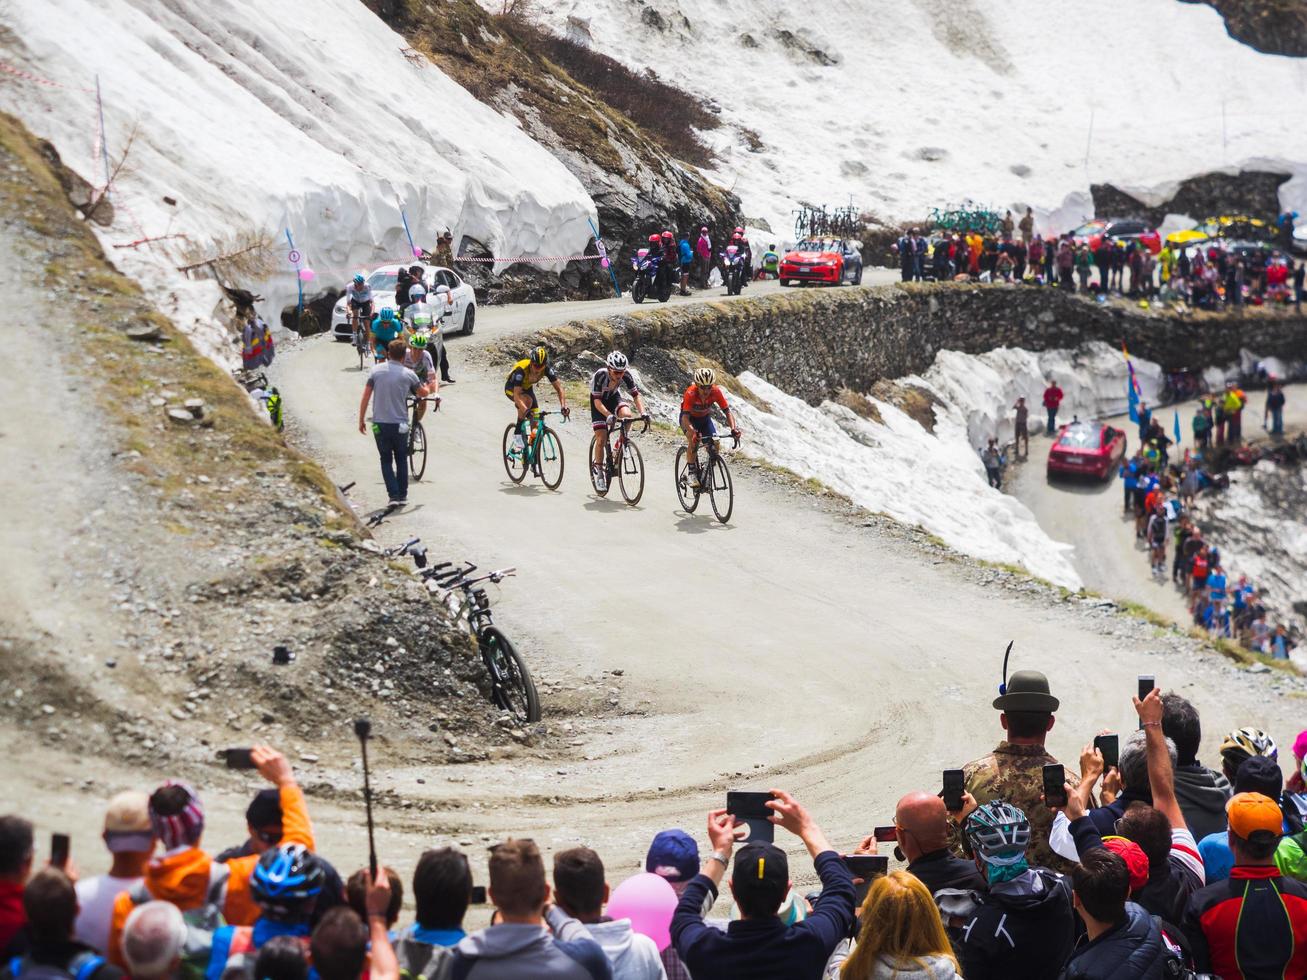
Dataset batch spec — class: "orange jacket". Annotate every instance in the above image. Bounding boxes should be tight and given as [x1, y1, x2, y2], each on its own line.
[107, 783, 314, 966]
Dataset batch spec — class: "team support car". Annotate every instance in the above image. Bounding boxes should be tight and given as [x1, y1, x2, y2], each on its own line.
[779, 238, 863, 286]
[331, 263, 477, 341]
[1047, 420, 1127, 481]
[1070, 218, 1162, 255]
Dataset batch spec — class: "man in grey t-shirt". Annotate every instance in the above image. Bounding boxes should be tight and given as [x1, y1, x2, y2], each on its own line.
[358, 338, 421, 505]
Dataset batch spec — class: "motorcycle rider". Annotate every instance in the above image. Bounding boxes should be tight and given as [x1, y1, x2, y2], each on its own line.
[660, 231, 679, 295]
[734, 228, 752, 288]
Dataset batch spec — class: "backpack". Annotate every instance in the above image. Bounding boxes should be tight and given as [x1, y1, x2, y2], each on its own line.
[394, 937, 455, 980]
[8, 953, 105, 980]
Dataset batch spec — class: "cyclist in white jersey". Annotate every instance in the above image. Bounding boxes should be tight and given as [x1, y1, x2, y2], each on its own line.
[589, 351, 648, 492]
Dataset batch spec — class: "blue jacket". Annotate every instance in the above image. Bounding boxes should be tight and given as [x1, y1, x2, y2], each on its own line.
[670, 851, 855, 980]
[678, 239, 693, 265]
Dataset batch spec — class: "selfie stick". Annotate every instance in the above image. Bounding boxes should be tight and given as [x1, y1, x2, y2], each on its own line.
[354, 718, 378, 880]
[998, 640, 1014, 696]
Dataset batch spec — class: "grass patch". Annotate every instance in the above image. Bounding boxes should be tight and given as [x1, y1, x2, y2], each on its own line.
[1117, 599, 1175, 630]
[1192, 629, 1295, 672]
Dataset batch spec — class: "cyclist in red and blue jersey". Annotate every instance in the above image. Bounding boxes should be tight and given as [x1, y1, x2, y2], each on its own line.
[680, 367, 741, 488]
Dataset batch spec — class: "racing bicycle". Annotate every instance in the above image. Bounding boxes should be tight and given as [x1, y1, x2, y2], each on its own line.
[350, 310, 371, 370]
[383, 539, 541, 724]
[589, 413, 649, 505]
[675, 430, 739, 523]
[503, 408, 566, 490]
[406, 395, 440, 481]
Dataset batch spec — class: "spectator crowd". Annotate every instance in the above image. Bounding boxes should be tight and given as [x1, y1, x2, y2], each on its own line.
[7, 673, 1307, 979]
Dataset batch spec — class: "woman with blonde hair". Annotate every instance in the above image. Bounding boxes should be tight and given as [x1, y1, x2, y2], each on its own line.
[836, 870, 960, 979]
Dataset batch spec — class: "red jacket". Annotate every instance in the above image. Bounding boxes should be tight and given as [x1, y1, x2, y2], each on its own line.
[1043, 386, 1064, 409]
[0, 879, 24, 955]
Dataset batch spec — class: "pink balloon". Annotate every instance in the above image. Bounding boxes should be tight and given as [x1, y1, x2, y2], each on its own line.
[298, 267, 316, 282]
[607, 872, 678, 952]
[413, 246, 423, 257]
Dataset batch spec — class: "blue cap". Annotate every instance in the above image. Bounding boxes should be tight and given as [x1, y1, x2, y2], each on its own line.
[645, 829, 700, 883]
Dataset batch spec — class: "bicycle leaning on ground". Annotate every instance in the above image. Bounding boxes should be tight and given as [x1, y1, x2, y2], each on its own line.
[386, 539, 541, 724]
[590, 413, 649, 505]
[503, 408, 566, 490]
[675, 429, 739, 523]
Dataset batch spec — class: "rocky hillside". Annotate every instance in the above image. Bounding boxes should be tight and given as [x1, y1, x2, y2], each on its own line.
[364, 0, 741, 293]
[0, 111, 560, 780]
[1182, 0, 1307, 55]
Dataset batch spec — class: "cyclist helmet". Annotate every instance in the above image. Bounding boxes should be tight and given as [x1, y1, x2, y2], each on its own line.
[964, 801, 1031, 867]
[530, 346, 549, 368]
[352, 273, 365, 286]
[409, 283, 427, 300]
[378, 307, 395, 322]
[409, 332, 429, 349]
[693, 367, 716, 387]
[606, 351, 628, 372]
[1220, 727, 1278, 764]
[648, 234, 661, 244]
[250, 843, 324, 922]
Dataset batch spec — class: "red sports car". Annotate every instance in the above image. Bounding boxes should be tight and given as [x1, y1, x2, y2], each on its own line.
[779, 238, 862, 286]
[1070, 218, 1162, 255]
[1047, 420, 1127, 481]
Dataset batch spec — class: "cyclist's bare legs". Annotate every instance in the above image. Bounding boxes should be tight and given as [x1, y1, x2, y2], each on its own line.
[594, 404, 633, 467]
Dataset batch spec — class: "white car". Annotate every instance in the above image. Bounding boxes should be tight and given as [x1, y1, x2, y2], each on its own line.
[331, 263, 477, 341]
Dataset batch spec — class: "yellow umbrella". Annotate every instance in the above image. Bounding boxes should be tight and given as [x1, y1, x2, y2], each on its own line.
[1166, 228, 1210, 244]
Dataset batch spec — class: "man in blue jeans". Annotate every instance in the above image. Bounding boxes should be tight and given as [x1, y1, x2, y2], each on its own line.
[358, 339, 421, 506]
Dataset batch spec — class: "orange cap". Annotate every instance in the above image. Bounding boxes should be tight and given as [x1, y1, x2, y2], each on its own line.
[1227, 792, 1283, 838]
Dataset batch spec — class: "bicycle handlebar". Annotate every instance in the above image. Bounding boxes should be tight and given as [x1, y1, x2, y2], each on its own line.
[382, 537, 422, 559]
[605, 413, 651, 435]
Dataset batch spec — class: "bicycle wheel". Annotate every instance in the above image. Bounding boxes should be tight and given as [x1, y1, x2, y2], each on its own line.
[502, 424, 527, 484]
[674, 446, 700, 513]
[481, 627, 541, 723]
[618, 439, 645, 506]
[706, 453, 734, 523]
[537, 425, 565, 490]
[587, 434, 610, 497]
[408, 420, 427, 480]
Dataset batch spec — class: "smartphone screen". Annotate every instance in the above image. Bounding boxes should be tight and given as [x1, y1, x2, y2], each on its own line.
[50, 833, 70, 870]
[726, 791, 776, 843]
[219, 748, 257, 770]
[941, 769, 965, 811]
[1043, 763, 1068, 808]
[872, 826, 898, 843]
[843, 854, 889, 904]
[1094, 733, 1120, 769]
[1137, 675, 1155, 702]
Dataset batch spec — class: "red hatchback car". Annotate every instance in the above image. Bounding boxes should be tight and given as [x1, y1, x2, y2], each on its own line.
[779, 238, 863, 286]
[1047, 420, 1127, 480]
[1070, 218, 1162, 255]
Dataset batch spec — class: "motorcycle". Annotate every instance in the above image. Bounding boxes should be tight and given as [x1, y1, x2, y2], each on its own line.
[723, 245, 747, 296]
[631, 249, 671, 304]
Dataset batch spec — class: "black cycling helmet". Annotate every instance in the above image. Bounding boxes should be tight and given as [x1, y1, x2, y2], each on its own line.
[530, 346, 548, 368]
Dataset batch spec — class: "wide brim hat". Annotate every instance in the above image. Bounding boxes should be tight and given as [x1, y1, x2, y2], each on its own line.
[993, 669, 1060, 712]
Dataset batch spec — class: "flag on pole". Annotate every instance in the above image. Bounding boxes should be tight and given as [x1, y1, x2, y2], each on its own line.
[1174, 410, 1182, 446]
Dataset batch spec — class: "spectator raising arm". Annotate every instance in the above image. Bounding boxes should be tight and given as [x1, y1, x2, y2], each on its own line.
[1136, 689, 1186, 831]
[365, 869, 399, 980]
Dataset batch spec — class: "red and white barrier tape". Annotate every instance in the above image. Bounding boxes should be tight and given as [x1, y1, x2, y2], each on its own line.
[0, 61, 95, 93]
[453, 254, 603, 263]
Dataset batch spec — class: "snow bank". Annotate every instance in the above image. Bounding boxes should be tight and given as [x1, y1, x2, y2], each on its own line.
[537, 0, 1307, 238]
[0, 0, 597, 363]
[734, 372, 1082, 589]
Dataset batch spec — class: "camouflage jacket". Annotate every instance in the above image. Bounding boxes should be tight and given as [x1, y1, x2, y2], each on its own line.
[962, 741, 1080, 875]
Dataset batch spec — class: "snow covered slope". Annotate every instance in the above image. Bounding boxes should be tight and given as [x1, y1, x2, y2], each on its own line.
[0, 0, 597, 360]
[539, 0, 1307, 236]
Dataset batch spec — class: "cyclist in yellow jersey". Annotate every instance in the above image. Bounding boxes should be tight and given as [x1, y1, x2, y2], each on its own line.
[505, 346, 570, 452]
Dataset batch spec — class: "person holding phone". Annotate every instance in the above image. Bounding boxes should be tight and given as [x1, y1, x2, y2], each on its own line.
[669, 789, 855, 979]
[962, 669, 1080, 874]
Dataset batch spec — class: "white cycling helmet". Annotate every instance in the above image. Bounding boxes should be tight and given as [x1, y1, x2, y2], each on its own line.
[606, 351, 628, 371]
[693, 367, 716, 387]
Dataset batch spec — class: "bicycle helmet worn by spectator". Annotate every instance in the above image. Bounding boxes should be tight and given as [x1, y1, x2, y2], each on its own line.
[694, 368, 716, 387]
[378, 307, 395, 322]
[606, 351, 628, 371]
[964, 801, 1031, 867]
[1221, 727, 1278, 764]
[409, 333, 429, 349]
[251, 843, 324, 922]
[530, 346, 548, 367]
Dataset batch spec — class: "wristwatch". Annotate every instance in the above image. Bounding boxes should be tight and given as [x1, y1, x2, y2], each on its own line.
[708, 850, 730, 868]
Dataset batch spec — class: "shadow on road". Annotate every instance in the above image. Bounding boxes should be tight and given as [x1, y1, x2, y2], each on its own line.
[673, 513, 732, 533]
[583, 497, 635, 513]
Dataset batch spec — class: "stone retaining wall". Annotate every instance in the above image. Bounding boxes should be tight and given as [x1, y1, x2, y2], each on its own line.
[510, 283, 1307, 403]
